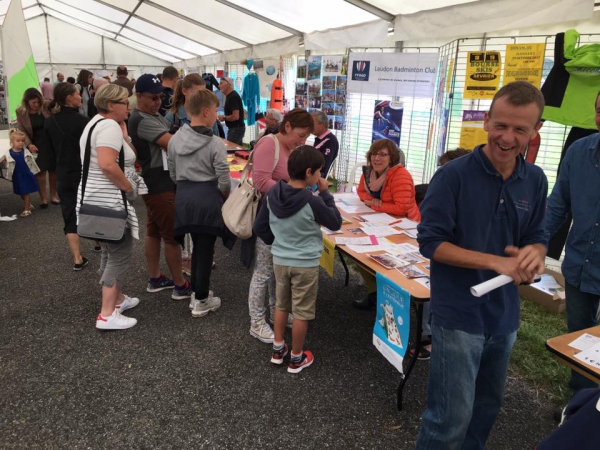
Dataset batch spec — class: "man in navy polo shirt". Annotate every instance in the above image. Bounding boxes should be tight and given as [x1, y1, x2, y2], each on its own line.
[416, 81, 548, 449]
[545, 91, 600, 394]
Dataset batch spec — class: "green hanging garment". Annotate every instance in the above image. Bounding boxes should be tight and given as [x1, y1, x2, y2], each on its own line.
[541, 29, 600, 130]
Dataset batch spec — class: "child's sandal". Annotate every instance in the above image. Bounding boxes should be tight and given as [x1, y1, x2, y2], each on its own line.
[19, 210, 31, 218]
[29, 205, 34, 211]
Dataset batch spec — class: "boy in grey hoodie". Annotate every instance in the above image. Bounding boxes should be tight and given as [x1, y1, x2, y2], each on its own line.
[254, 146, 342, 373]
[167, 89, 231, 318]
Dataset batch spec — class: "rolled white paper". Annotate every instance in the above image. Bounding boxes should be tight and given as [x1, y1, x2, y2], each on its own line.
[470, 275, 513, 297]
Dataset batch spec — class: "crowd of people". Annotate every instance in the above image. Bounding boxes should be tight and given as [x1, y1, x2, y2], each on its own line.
[3, 66, 599, 448]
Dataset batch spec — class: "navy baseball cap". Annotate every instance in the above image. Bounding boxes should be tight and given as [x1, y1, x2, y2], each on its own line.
[135, 74, 163, 94]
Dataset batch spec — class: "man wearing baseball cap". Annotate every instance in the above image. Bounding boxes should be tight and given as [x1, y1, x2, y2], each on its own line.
[128, 74, 192, 299]
[218, 76, 245, 145]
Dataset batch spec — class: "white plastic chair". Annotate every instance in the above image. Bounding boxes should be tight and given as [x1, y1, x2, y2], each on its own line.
[337, 162, 363, 193]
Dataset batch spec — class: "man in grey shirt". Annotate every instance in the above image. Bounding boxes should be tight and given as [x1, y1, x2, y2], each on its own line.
[128, 74, 192, 300]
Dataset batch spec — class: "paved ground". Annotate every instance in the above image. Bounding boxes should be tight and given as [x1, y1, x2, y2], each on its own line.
[0, 181, 558, 449]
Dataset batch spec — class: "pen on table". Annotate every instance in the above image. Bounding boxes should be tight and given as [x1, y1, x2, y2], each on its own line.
[388, 219, 403, 226]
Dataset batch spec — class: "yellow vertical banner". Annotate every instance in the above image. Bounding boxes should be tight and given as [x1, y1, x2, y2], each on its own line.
[319, 236, 336, 277]
[463, 51, 501, 99]
[503, 43, 546, 87]
[446, 59, 454, 93]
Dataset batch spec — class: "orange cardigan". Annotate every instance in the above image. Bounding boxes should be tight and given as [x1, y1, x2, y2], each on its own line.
[357, 164, 421, 221]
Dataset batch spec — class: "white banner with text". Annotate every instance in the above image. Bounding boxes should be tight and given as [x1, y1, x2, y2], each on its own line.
[347, 52, 440, 99]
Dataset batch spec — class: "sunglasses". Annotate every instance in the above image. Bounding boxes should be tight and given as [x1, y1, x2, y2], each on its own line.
[141, 93, 165, 101]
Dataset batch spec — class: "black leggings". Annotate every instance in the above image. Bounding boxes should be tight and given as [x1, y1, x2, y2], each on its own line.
[191, 233, 217, 300]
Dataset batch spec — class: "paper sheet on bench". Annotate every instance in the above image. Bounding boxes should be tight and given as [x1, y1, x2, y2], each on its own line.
[362, 213, 397, 225]
[395, 218, 419, 230]
[337, 204, 374, 214]
[360, 225, 403, 236]
[574, 342, 600, 370]
[335, 236, 378, 245]
[569, 333, 600, 351]
[346, 244, 384, 253]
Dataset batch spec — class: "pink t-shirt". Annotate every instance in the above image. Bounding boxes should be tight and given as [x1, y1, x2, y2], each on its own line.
[252, 134, 290, 195]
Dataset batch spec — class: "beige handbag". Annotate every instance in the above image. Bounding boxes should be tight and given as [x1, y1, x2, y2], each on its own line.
[222, 135, 279, 239]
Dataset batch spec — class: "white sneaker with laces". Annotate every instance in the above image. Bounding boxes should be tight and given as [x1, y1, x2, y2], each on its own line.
[191, 294, 221, 318]
[96, 310, 137, 330]
[115, 295, 140, 313]
[250, 320, 274, 343]
[189, 290, 213, 310]
[269, 310, 294, 328]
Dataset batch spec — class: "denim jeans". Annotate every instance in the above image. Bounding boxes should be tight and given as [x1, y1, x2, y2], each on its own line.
[565, 281, 600, 392]
[227, 126, 245, 145]
[415, 321, 517, 450]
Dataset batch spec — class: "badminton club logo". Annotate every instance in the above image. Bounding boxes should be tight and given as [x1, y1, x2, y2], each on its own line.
[352, 60, 370, 81]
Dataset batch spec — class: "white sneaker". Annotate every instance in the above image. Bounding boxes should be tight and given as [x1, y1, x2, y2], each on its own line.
[96, 310, 137, 330]
[250, 320, 274, 343]
[191, 294, 221, 318]
[269, 310, 294, 329]
[189, 290, 213, 310]
[115, 295, 140, 313]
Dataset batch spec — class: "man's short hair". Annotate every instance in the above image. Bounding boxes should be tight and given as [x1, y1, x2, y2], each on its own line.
[439, 148, 471, 166]
[117, 66, 128, 76]
[162, 66, 179, 81]
[287, 145, 325, 180]
[310, 110, 327, 125]
[490, 81, 545, 122]
[94, 77, 109, 91]
[266, 108, 283, 123]
[187, 89, 219, 116]
[43, 77, 50, 82]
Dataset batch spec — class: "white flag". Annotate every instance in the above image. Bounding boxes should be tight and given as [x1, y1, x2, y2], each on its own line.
[1, 0, 39, 122]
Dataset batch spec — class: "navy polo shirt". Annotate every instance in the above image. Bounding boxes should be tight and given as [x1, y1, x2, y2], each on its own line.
[417, 146, 548, 334]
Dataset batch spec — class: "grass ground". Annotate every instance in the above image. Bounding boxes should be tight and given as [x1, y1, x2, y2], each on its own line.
[511, 299, 571, 406]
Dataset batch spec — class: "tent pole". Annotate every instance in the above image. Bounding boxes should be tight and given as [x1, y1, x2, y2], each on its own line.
[44, 14, 53, 82]
[102, 37, 106, 69]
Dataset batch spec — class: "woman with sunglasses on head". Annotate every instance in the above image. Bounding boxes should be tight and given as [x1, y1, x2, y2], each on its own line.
[353, 139, 421, 309]
[16, 87, 55, 207]
[245, 108, 314, 344]
[75, 69, 95, 117]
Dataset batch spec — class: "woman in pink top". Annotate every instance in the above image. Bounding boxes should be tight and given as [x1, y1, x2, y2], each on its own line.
[248, 109, 314, 343]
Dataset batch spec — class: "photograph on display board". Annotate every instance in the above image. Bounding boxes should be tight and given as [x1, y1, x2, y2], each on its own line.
[334, 116, 343, 130]
[334, 103, 344, 115]
[297, 58, 307, 79]
[308, 80, 321, 96]
[295, 95, 307, 109]
[372, 100, 403, 146]
[323, 103, 335, 115]
[336, 76, 346, 91]
[307, 56, 322, 81]
[327, 115, 335, 129]
[323, 56, 343, 75]
[253, 60, 264, 70]
[322, 89, 336, 102]
[322, 76, 336, 90]
[309, 97, 322, 109]
[341, 55, 348, 76]
[335, 90, 346, 103]
[295, 82, 307, 96]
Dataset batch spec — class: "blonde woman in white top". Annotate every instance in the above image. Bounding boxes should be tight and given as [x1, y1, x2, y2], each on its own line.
[77, 84, 141, 330]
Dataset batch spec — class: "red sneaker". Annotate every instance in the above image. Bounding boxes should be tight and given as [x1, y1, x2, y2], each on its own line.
[287, 350, 314, 374]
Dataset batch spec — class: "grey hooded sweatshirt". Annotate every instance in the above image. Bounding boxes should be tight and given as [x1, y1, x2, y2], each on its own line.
[167, 124, 230, 192]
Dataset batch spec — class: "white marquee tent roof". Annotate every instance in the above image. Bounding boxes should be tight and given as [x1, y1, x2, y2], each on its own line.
[0, 0, 597, 74]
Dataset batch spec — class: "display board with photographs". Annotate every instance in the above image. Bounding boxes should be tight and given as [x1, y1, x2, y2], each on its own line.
[295, 55, 347, 131]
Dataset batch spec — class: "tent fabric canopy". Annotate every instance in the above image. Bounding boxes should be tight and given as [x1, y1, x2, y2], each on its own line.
[0, 0, 596, 68]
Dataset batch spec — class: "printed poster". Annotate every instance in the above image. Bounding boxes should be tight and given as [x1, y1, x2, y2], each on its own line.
[347, 52, 439, 99]
[373, 100, 403, 146]
[322, 55, 343, 76]
[319, 236, 336, 277]
[373, 273, 410, 373]
[503, 43, 546, 87]
[256, 59, 278, 98]
[463, 51, 501, 99]
[459, 110, 488, 150]
[297, 57, 306, 79]
[446, 58, 454, 93]
[307, 55, 322, 81]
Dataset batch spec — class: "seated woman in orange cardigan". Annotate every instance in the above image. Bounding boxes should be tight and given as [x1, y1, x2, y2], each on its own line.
[353, 139, 420, 309]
